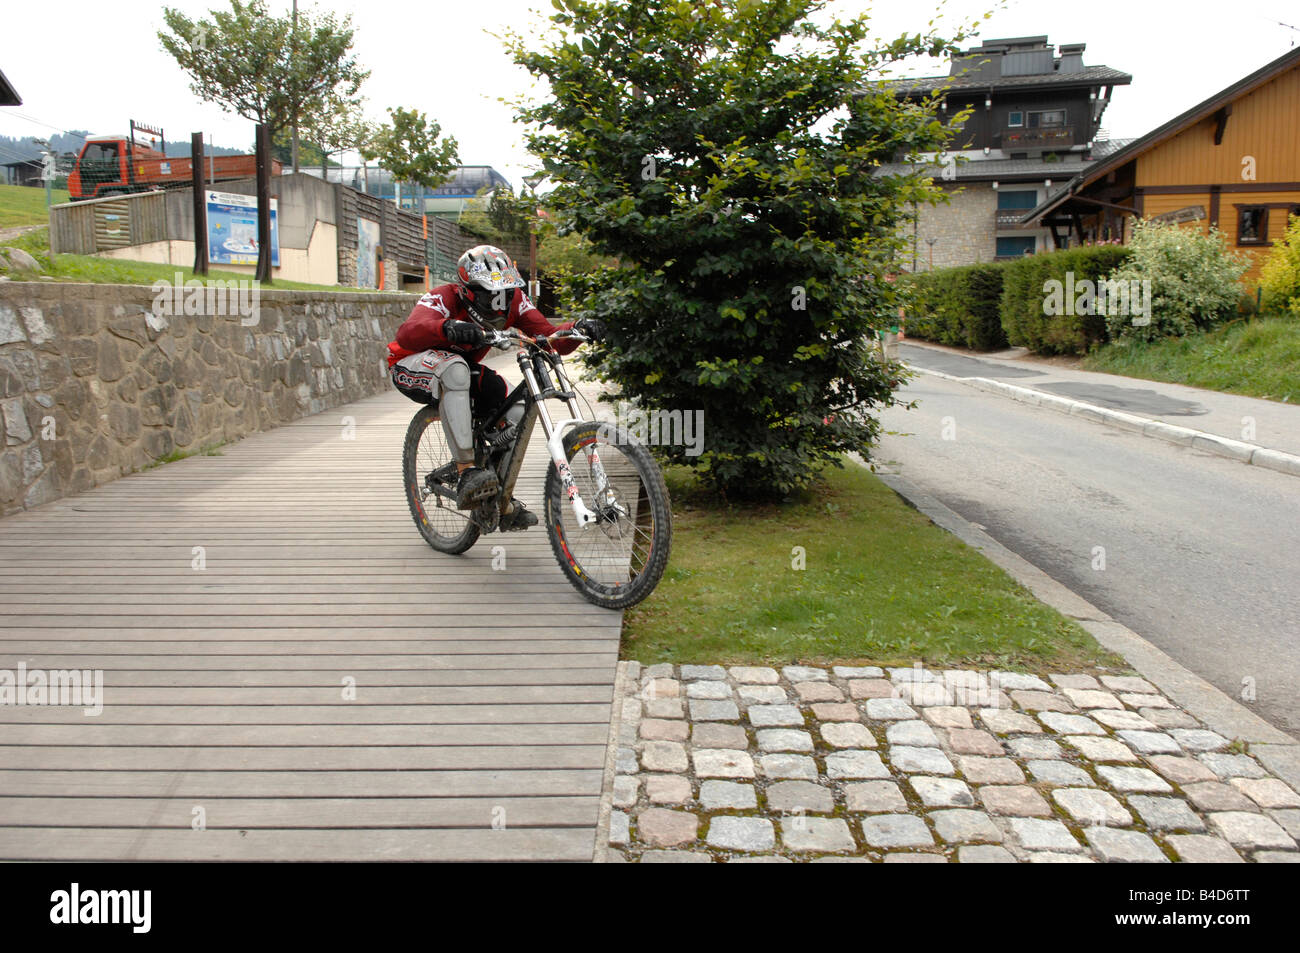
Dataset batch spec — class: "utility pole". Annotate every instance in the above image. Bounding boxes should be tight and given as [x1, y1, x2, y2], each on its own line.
[290, 0, 300, 173]
[255, 123, 273, 284]
[191, 132, 209, 275]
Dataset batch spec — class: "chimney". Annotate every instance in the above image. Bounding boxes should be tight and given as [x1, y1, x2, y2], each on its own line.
[1058, 43, 1086, 74]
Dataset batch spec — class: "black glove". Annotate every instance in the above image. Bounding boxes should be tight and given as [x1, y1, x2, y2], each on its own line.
[574, 318, 606, 343]
[444, 320, 487, 348]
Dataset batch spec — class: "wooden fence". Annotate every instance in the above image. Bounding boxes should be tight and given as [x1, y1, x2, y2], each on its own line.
[48, 191, 169, 255]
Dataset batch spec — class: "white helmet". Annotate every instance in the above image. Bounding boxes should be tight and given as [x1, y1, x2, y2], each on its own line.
[456, 245, 525, 329]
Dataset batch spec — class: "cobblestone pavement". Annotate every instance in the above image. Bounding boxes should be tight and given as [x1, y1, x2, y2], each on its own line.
[603, 663, 1300, 863]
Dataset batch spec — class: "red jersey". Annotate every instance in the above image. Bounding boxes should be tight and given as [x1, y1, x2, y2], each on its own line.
[386, 283, 577, 367]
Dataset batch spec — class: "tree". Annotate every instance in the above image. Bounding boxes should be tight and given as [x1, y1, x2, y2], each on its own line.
[362, 107, 459, 206]
[158, 0, 369, 169]
[511, 0, 968, 498]
[303, 94, 371, 170]
[460, 185, 535, 244]
[270, 127, 331, 167]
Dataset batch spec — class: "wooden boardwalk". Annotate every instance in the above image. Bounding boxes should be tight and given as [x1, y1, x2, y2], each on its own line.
[0, 365, 620, 861]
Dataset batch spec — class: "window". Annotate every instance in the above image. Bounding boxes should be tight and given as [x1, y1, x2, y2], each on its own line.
[997, 190, 1039, 211]
[1028, 110, 1066, 128]
[1007, 111, 1024, 127]
[1238, 206, 1268, 245]
[996, 236, 1036, 257]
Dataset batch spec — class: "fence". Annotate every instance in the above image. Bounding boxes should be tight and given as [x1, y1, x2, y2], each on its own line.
[48, 190, 168, 255]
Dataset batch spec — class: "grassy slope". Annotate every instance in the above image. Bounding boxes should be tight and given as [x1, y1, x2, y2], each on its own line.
[0, 183, 70, 229]
[1082, 318, 1300, 404]
[624, 462, 1118, 673]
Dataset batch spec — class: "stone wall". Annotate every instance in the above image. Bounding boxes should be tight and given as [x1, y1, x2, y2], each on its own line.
[911, 184, 999, 269]
[0, 281, 418, 516]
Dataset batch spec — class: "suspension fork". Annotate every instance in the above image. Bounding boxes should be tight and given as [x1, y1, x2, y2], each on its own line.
[522, 353, 600, 527]
[553, 355, 613, 500]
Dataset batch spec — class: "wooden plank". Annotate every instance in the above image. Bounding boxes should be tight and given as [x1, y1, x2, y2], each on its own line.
[0, 827, 597, 862]
[0, 655, 613, 672]
[0, 704, 612, 724]
[0, 745, 606, 771]
[0, 797, 599, 830]
[0, 723, 610, 746]
[0, 667, 613, 686]
[0, 685, 613, 705]
[0, 769, 603, 798]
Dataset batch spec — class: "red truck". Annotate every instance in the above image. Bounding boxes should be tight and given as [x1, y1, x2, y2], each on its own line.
[67, 121, 280, 201]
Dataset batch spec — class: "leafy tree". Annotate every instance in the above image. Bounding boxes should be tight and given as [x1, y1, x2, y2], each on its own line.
[362, 106, 459, 202]
[158, 0, 369, 164]
[461, 185, 535, 244]
[270, 127, 331, 167]
[303, 94, 371, 169]
[510, 0, 968, 498]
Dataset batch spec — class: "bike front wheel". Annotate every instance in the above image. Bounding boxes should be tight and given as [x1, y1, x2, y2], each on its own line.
[544, 422, 672, 610]
[402, 404, 481, 555]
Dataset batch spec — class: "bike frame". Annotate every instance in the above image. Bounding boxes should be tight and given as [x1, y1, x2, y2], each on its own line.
[477, 329, 605, 528]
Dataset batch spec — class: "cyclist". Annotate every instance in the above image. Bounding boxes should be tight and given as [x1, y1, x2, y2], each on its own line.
[386, 244, 605, 526]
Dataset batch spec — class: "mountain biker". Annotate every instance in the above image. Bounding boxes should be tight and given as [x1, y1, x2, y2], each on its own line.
[386, 244, 605, 528]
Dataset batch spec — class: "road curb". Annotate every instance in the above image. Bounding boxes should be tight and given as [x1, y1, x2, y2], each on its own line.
[872, 467, 1300, 789]
[908, 365, 1300, 478]
[593, 659, 632, 862]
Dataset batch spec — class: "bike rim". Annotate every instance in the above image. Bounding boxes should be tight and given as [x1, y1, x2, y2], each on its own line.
[553, 434, 658, 590]
[411, 413, 474, 540]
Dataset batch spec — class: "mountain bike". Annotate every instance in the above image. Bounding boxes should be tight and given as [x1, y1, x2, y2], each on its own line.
[401, 326, 672, 610]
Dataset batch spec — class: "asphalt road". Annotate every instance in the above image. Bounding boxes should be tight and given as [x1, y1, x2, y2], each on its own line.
[876, 369, 1300, 739]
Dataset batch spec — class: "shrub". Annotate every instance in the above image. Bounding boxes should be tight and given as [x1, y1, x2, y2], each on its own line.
[1259, 213, 1300, 318]
[902, 263, 1006, 350]
[1000, 244, 1132, 354]
[1104, 220, 1248, 342]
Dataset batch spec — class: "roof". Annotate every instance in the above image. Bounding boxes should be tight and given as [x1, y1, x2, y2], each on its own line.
[878, 64, 1132, 96]
[1023, 45, 1300, 223]
[0, 68, 20, 106]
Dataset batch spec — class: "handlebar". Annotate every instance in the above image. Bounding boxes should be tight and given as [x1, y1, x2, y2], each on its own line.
[486, 326, 590, 351]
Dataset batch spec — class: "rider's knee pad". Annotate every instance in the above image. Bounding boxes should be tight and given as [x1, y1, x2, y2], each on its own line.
[440, 358, 472, 392]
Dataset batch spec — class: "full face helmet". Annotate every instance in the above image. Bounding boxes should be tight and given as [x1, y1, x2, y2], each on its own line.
[456, 245, 525, 330]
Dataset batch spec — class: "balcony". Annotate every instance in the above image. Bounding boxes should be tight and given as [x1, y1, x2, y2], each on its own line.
[998, 125, 1076, 151]
[995, 208, 1034, 228]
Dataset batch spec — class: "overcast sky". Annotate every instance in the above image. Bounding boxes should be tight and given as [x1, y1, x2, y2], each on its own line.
[1, 0, 1297, 189]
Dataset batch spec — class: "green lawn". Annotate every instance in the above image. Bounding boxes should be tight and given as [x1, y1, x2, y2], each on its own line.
[0, 183, 70, 229]
[0, 226, 380, 294]
[624, 462, 1119, 673]
[1082, 317, 1300, 404]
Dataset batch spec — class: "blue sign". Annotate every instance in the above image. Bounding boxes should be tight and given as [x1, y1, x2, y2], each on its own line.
[206, 189, 279, 267]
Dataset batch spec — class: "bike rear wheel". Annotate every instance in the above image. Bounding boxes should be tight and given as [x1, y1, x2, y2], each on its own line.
[402, 404, 480, 554]
[544, 422, 672, 610]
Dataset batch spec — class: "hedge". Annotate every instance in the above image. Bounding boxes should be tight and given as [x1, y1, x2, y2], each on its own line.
[899, 263, 1007, 350]
[901, 244, 1134, 356]
[1001, 245, 1133, 354]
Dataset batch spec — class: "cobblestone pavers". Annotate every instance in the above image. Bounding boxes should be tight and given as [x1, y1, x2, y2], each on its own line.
[604, 662, 1300, 863]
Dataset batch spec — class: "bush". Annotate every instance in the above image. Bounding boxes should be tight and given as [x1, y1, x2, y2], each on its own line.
[902, 263, 1006, 350]
[1104, 221, 1248, 342]
[1000, 244, 1132, 354]
[1259, 214, 1300, 318]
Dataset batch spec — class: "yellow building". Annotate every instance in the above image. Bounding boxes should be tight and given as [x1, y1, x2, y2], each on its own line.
[1025, 47, 1300, 280]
